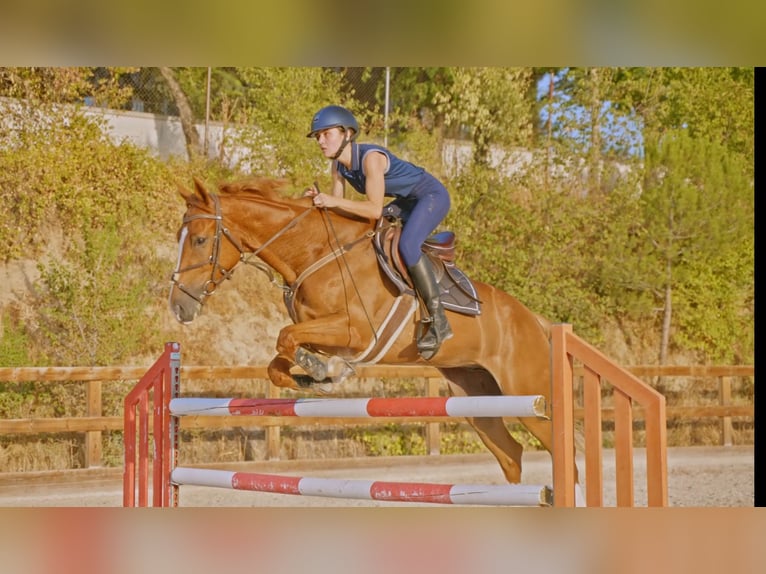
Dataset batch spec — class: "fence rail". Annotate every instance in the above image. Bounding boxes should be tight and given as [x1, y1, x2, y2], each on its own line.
[0, 364, 755, 469]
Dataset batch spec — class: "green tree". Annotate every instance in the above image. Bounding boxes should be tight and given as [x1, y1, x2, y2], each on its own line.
[0, 78, 180, 365]
[0, 67, 136, 107]
[367, 67, 455, 135]
[661, 67, 754, 178]
[434, 68, 535, 166]
[32, 219, 164, 366]
[632, 130, 752, 364]
[608, 67, 754, 172]
[446, 162, 621, 342]
[230, 67, 346, 186]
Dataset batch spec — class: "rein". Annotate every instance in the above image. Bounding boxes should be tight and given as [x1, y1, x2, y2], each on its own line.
[171, 193, 372, 312]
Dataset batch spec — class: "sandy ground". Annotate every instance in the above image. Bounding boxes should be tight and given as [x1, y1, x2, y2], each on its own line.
[0, 445, 753, 507]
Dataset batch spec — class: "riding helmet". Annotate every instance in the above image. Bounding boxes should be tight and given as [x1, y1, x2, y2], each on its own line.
[307, 105, 359, 139]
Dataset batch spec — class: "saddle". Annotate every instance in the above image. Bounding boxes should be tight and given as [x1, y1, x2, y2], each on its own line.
[374, 205, 481, 316]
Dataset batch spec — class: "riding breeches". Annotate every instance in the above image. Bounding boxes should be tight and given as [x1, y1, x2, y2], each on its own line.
[392, 174, 451, 267]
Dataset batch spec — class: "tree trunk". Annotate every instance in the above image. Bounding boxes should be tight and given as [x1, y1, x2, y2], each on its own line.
[588, 67, 602, 193]
[158, 67, 202, 161]
[657, 258, 673, 388]
[472, 125, 490, 167]
[654, 259, 673, 392]
[660, 279, 672, 365]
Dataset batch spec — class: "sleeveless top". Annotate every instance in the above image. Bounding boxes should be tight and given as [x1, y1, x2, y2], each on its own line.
[336, 143, 425, 198]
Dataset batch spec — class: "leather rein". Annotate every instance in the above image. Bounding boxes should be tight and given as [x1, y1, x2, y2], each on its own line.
[170, 193, 371, 308]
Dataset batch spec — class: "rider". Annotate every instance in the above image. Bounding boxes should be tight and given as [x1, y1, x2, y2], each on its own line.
[305, 105, 453, 359]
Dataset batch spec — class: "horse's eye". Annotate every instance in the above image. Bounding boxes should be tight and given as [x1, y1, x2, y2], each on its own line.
[193, 236, 207, 247]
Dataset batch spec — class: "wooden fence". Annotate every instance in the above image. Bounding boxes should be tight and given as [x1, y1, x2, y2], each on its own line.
[0, 363, 755, 469]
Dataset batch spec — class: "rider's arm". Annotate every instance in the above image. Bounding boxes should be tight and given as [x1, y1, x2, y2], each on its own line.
[328, 162, 345, 197]
[312, 151, 386, 221]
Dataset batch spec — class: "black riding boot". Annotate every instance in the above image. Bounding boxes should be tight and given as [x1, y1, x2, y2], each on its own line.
[407, 256, 453, 360]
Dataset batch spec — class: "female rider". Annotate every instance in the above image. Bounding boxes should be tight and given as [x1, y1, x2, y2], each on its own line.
[305, 105, 453, 359]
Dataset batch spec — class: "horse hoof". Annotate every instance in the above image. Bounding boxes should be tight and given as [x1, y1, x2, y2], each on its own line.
[327, 356, 355, 382]
[292, 375, 334, 394]
[295, 347, 327, 381]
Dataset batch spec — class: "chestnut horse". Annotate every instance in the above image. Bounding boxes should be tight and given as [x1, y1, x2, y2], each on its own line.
[169, 177, 573, 487]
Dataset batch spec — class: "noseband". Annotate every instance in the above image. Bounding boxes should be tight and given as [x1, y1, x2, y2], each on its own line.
[170, 193, 246, 305]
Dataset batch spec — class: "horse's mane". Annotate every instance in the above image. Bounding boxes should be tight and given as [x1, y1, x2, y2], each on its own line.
[181, 176, 298, 212]
[217, 177, 291, 201]
[183, 176, 368, 225]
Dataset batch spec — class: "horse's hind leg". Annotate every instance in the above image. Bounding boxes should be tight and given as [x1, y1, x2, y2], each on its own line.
[440, 367, 525, 484]
[466, 416, 524, 483]
[520, 415, 579, 485]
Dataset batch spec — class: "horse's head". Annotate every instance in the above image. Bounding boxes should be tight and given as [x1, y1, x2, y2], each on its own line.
[168, 177, 245, 323]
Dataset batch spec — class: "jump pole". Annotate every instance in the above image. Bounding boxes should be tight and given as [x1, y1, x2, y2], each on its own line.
[171, 467, 552, 506]
[169, 395, 547, 418]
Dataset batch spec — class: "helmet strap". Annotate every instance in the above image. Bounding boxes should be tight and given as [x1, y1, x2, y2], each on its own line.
[331, 131, 354, 160]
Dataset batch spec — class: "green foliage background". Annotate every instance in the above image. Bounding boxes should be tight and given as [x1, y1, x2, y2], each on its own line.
[0, 66, 753, 367]
[0, 67, 754, 467]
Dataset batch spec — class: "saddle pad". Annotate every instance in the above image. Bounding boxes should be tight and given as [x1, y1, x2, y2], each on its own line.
[373, 221, 481, 316]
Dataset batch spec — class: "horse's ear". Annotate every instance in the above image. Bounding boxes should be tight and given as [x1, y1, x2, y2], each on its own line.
[193, 176, 209, 198]
[191, 177, 215, 206]
[177, 181, 193, 203]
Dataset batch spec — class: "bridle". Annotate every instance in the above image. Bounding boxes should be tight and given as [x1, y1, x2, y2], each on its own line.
[172, 192, 364, 307]
[170, 192, 308, 305]
[170, 193, 238, 304]
[171, 191, 380, 339]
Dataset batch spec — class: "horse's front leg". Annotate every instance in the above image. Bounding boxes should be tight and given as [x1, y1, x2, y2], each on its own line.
[273, 315, 359, 387]
[267, 355, 301, 390]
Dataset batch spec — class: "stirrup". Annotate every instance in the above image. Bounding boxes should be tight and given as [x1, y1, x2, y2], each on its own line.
[416, 318, 452, 360]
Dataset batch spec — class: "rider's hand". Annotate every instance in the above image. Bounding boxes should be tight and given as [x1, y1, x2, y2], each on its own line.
[312, 192, 333, 208]
[303, 185, 318, 198]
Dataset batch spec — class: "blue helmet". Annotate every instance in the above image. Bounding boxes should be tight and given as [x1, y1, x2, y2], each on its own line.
[307, 105, 359, 139]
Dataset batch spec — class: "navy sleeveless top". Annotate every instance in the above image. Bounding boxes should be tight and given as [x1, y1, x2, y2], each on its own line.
[336, 143, 425, 198]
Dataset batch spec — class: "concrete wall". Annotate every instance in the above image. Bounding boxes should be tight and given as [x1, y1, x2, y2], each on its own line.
[83, 107, 228, 163]
[87, 107, 541, 178]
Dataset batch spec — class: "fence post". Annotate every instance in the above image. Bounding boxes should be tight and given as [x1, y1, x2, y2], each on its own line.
[84, 380, 102, 467]
[425, 377, 441, 455]
[720, 376, 733, 446]
[551, 323, 576, 507]
[266, 383, 281, 459]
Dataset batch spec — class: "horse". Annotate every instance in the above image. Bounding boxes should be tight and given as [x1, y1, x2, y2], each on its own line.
[168, 176, 577, 488]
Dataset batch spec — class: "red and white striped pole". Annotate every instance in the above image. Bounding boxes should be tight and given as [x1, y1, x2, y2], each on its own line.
[169, 395, 547, 419]
[171, 467, 552, 506]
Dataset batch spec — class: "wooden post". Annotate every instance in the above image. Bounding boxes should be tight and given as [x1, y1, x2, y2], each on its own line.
[551, 324, 576, 507]
[425, 377, 441, 455]
[84, 380, 102, 467]
[266, 383, 281, 459]
[720, 376, 733, 446]
[613, 388, 634, 507]
[582, 366, 603, 506]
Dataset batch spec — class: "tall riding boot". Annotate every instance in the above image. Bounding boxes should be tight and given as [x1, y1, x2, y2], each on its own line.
[407, 256, 453, 359]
